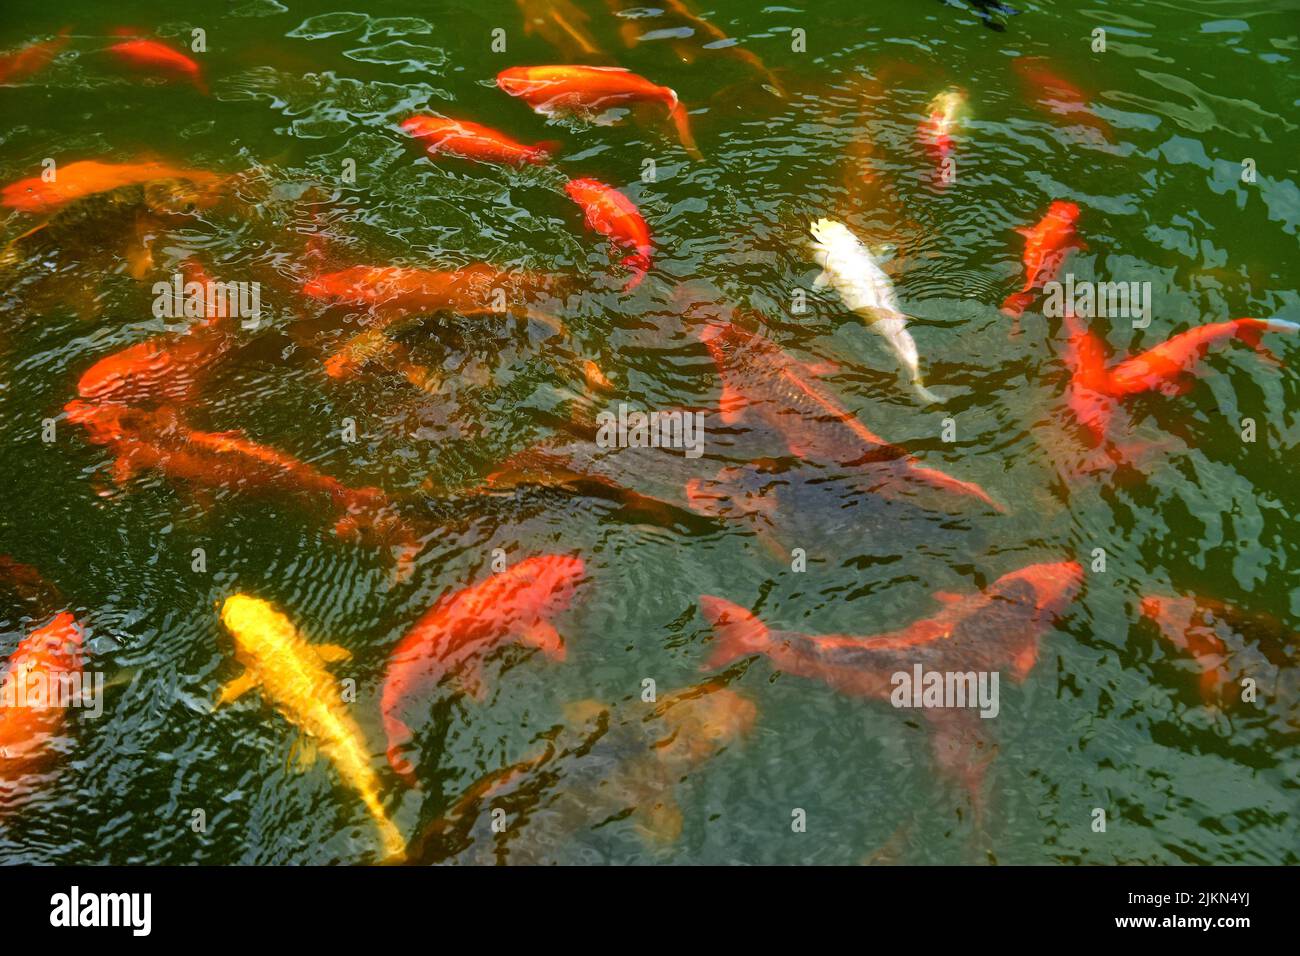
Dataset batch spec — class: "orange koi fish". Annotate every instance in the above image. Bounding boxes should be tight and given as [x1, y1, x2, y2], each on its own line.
[1001, 200, 1082, 320]
[1, 159, 221, 215]
[1064, 314, 1298, 445]
[694, 317, 1003, 512]
[108, 37, 207, 94]
[496, 65, 701, 159]
[0, 612, 83, 776]
[0, 28, 71, 85]
[400, 115, 558, 166]
[564, 178, 652, 290]
[700, 561, 1081, 816]
[381, 555, 585, 783]
[75, 261, 234, 405]
[303, 264, 560, 322]
[62, 402, 419, 575]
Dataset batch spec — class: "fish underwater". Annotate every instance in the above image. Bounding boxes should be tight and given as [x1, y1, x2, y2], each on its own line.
[1139, 594, 1297, 731]
[73, 261, 236, 405]
[400, 115, 558, 166]
[1, 159, 222, 216]
[693, 314, 1002, 512]
[514, 0, 604, 60]
[62, 402, 421, 577]
[303, 264, 567, 331]
[699, 561, 1082, 820]
[564, 177, 653, 290]
[1062, 313, 1298, 448]
[107, 36, 207, 94]
[407, 680, 756, 864]
[496, 64, 701, 159]
[0, 28, 71, 85]
[809, 217, 940, 404]
[1000, 201, 1083, 321]
[215, 594, 405, 860]
[918, 89, 967, 191]
[381, 555, 586, 783]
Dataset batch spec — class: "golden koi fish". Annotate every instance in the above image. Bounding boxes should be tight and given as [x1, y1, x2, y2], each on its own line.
[215, 594, 404, 861]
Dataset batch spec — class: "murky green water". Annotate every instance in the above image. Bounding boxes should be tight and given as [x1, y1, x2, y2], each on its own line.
[0, 0, 1296, 864]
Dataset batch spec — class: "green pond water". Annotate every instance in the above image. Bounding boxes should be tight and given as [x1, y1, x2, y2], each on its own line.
[0, 0, 1297, 864]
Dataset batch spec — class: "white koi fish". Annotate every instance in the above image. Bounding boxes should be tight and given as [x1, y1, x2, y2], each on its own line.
[809, 218, 941, 404]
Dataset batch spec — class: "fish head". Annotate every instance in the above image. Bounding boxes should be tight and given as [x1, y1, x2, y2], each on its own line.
[1047, 200, 1081, 225]
[809, 217, 853, 251]
[2, 176, 57, 213]
[219, 594, 291, 665]
[77, 341, 159, 400]
[1012, 561, 1084, 612]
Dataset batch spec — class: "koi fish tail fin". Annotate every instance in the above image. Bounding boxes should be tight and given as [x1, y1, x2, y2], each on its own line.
[912, 379, 942, 405]
[1000, 290, 1033, 319]
[699, 595, 767, 670]
[530, 140, 563, 164]
[1238, 317, 1299, 356]
[667, 98, 703, 160]
[621, 251, 651, 290]
[384, 716, 420, 787]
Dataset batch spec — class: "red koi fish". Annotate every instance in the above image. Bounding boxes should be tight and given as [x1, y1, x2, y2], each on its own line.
[304, 264, 558, 321]
[496, 65, 701, 159]
[1001, 200, 1082, 319]
[381, 555, 585, 783]
[0, 28, 71, 85]
[75, 261, 234, 405]
[1140, 594, 1296, 715]
[695, 318, 1003, 512]
[0, 612, 83, 775]
[1011, 57, 1112, 145]
[1, 159, 221, 215]
[701, 561, 1081, 817]
[1064, 314, 1299, 445]
[108, 37, 207, 94]
[62, 402, 419, 575]
[400, 115, 558, 166]
[564, 178, 652, 290]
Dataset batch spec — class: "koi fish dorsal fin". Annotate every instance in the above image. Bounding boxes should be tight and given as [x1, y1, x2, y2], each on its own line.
[313, 643, 352, 664]
[213, 668, 258, 709]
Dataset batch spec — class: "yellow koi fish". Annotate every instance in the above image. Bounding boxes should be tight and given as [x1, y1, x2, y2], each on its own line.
[215, 594, 404, 861]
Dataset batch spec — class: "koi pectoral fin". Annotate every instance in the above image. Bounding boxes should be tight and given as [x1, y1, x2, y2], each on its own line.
[213, 669, 258, 709]
[521, 620, 566, 662]
[313, 643, 352, 664]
